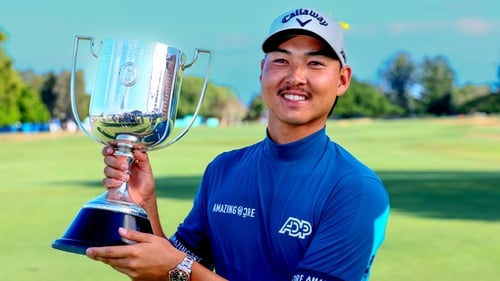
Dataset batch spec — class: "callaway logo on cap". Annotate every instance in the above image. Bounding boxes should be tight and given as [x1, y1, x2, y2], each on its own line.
[262, 7, 347, 67]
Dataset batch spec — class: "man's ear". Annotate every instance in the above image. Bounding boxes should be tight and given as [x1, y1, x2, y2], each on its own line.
[259, 58, 265, 81]
[337, 66, 352, 97]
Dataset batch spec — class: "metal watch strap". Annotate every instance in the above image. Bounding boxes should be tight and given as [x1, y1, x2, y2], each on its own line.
[177, 255, 195, 274]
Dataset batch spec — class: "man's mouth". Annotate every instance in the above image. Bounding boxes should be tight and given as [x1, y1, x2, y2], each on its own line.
[283, 94, 306, 101]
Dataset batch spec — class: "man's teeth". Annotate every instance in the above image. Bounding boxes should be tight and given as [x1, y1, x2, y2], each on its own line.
[283, 94, 305, 101]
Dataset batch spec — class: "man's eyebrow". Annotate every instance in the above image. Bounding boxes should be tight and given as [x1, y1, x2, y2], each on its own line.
[272, 48, 291, 55]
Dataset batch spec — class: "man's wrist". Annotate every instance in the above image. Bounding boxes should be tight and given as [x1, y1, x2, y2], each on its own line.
[168, 254, 195, 281]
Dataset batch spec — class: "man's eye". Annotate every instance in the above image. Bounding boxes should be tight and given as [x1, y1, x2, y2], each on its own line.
[309, 60, 324, 66]
[273, 58, 287, 64]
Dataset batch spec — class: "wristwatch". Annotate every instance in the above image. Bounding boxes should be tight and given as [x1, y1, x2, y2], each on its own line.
[168, 254, 195, 281]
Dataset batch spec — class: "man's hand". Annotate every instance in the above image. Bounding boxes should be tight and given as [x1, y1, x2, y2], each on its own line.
[86, 228, 184, 281]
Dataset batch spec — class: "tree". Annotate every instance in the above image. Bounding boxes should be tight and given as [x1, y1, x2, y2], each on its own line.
[0, 31, 22, 125]
[334, 77, 404, 118]
[0, 31, 53, 126]
[20, 70, 45, 93]
[461, 93, 500, 114]
[177, 76, 246, 121]
[177, 76, 210, 117]
[72, 70, 90, 120]
[41, 73, 58, 119]
[214, 97, 246, 126]
[496, 63, 500, 94]
[244, 94, 266, 122]
[379, 51, 416, 114]
[453, 84, 490, 114]
[40, 70, 87, 121]
[17, 87, 50, 123]
[418, 55, 455, 115]
[52, 71, 71, 120]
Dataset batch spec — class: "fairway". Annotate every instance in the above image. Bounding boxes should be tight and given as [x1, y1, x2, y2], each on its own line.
[0, 116, 499, 281]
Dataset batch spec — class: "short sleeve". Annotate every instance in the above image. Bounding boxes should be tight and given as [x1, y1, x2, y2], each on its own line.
[292, 174, 390, 281]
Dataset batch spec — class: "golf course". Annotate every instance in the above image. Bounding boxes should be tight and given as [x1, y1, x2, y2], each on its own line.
[0, 116, 498, 281]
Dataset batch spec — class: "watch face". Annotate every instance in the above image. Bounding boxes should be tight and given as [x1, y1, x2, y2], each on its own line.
[169, 269, 189, 281]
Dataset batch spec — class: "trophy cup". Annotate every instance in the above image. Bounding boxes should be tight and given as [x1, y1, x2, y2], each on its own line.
[52, 36, 213, 255]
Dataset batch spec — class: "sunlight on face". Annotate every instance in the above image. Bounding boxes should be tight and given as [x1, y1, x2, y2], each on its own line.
[259, 35, 351, 135]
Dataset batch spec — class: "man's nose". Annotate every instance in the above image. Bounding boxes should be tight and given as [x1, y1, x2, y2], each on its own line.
[286, 64, 306, 86]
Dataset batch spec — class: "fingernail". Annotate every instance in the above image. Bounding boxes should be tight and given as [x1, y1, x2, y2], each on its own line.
[119, 227, 128, 235]
[85, 248, 94, 257]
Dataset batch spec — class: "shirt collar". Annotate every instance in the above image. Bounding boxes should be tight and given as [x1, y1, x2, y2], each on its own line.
[263, 127, 329, 161]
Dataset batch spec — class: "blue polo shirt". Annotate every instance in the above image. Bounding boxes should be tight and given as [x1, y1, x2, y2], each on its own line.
[170, 127, 390, 281]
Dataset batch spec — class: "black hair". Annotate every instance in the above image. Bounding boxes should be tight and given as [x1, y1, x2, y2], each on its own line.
[328, 96, 339, 117]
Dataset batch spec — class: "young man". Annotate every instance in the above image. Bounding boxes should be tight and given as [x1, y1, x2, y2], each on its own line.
[87, 7, 390, 281]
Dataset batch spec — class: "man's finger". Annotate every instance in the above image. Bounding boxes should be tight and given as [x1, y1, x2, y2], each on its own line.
[119, 227, 153, 243]
[86, 244, 130, 260]
[101, 145, 114, 156]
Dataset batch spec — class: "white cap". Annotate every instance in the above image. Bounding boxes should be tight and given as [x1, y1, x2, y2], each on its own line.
[262, 7, 347, 67]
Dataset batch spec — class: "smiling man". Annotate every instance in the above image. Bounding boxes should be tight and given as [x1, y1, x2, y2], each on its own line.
[87, 7, 390, 281]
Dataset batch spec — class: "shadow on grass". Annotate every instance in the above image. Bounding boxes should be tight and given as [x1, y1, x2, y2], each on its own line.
[378, 171, 500, 221]
[70, 171, 500, 221]
[67, 176, 201, 201]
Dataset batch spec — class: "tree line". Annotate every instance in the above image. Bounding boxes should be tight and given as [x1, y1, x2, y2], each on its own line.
[376, 52, 499, 117]
[1, 31, 499, 130]
[0, 31, 245, 129]
[247, 51, 500, 120]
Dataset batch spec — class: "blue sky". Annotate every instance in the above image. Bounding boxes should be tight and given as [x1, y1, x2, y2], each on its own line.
[1, 0, 499, 104]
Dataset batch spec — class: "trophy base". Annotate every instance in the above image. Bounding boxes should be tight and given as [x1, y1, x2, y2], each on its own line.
[52, 206, 153, 255]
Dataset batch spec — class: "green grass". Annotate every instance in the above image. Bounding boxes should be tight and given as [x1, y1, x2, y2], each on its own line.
[0, 116, 499, 280]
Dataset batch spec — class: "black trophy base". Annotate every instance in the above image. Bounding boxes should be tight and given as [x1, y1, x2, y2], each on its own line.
[52, 206, 153, 255]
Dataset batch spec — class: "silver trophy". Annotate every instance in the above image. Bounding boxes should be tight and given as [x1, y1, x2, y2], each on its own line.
[52, 36, 213, 255]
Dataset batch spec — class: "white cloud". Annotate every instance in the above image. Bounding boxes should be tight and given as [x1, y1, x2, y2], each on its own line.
[454, 17, 499, 36]
[389, 20, 448, 34]
[386, 17, 500, 37]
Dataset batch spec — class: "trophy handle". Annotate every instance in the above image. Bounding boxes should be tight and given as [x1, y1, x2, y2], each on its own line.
[70, 35, 105, 145]
[151, 48, 214, 150]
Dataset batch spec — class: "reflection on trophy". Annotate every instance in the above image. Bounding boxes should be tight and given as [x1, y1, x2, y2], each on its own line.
[52, 36, 213, 255]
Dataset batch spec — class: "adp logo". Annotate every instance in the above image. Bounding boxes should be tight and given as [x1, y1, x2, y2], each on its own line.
[279, 217, 312, 239]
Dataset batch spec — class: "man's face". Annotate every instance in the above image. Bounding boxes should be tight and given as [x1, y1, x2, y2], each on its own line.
[260, 35, 351, 130]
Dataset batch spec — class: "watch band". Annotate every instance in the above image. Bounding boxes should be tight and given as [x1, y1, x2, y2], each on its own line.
[168, 255, 195, 281]
[177, 254, 195, 273]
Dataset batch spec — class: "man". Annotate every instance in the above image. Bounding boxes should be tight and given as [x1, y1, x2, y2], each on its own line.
[87, 7, 390, 281]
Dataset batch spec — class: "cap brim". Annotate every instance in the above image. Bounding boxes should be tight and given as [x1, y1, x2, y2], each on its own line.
[262, 29, 338, 60]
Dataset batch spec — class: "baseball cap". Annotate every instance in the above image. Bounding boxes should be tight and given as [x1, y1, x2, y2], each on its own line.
[262, 7, 347, 67]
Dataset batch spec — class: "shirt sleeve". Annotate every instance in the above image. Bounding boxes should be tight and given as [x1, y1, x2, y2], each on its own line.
[292, 174, 390, 281]
[169, 164, 216, 269]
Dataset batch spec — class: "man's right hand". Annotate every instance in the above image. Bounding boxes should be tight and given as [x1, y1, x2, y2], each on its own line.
[101, 145, 156, 210]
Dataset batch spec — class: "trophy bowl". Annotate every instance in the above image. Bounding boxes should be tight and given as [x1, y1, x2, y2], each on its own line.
[52, 36, 213, 255]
